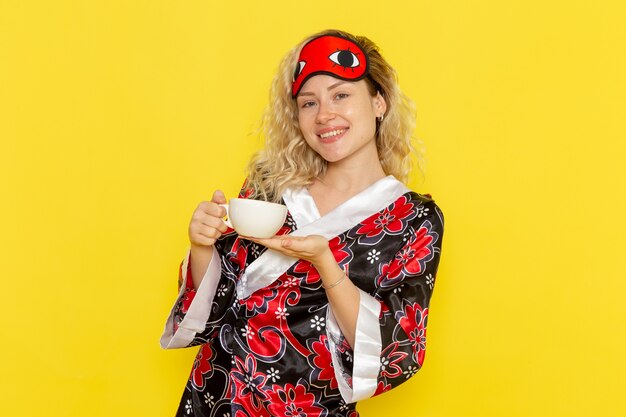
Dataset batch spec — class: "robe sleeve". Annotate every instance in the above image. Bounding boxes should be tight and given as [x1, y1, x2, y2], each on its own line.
[327, 201, 444, 402]
[160, 181, 254, 349]
[159, 248, 223, 348]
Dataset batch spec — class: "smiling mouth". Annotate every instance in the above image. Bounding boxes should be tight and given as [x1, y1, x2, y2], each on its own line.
[319, 129, 347, 139]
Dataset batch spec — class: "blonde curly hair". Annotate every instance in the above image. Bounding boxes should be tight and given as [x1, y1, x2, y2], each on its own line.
[246, 29, 420, 202]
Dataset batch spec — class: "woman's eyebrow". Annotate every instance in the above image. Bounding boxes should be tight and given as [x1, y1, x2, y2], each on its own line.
[328, 81, 349, 90]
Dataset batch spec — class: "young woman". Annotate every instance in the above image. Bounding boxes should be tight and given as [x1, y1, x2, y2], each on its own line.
[161, 29, 444, 417]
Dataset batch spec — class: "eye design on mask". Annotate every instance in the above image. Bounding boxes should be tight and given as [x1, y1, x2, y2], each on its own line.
[293, 61, 306, 81]
[328, 50, 361, 69]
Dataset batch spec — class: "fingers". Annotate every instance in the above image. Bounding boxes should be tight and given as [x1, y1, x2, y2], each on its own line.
[244, 234, 330, 264]
[189, 223, 221, 247]
[248, 236, 306, 256]
[200, 214, 229, 234]
[245, 236, 279, 251]
[277, 236, 320, 252]
[189, 214, 225, 234]
[189, 233, 218, 247]
[196, 200, 226, 218]
[243, 236, 271, 246]
[280, 235, 330, 256]
[246, 235, 292, 247]
[211, 189, 227, 204]
[188, 190, 230, 247]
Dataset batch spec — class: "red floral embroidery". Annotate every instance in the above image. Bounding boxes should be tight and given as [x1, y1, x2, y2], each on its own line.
[231, 355, 269, 409]
[328, 236, 353, 267]
[267, 383, 325, 417]
[399, 223, 435, 275]
[397, 302, 428, 365]
[354, 196, 415, 242]
[180, 289, 196, 314]
[377, 219, 438, 287]
[233, 239, 248, 270]
[379, 342, 408, 379]
[374, 380, 392, 396]
[308, 336, 338, 391]
[191, 343, 215, 390]
[293, 261, 320, 285]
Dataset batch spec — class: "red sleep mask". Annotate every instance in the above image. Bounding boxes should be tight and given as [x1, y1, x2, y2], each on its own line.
[292, 34, 369, 97]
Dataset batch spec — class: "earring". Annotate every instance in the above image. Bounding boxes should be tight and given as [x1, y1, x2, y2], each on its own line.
[377, 114, 384, 123]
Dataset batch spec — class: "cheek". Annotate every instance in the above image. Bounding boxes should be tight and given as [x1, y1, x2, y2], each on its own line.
[356, 111, 378, 142]
[301, 136, 320, 155]
[297, 113, 312, 135]
[348, 100, 377, 119]
[362, 119, 378, 141]
[347, 105, 377, 132]
[297, 118, 317, 147]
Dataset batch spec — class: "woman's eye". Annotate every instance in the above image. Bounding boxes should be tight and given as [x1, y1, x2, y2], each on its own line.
[335, 93, 349, 100]
[301, 101, 316, 108]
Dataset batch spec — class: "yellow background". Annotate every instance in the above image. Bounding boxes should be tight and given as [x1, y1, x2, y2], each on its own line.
[2, 1, 625, 416]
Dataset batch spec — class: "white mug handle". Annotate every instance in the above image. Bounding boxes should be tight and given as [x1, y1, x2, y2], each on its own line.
[218, 203, 233, 228]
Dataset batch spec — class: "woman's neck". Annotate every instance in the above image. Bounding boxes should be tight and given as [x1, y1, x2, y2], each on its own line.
[318, 162, 386, 194]
[308, 162, 386, 217]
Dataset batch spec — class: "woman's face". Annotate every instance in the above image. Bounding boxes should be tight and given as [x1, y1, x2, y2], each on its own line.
[295, 74, 386, 165]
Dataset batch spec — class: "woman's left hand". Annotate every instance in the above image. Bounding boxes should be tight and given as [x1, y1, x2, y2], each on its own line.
[245, 234, 331, 266]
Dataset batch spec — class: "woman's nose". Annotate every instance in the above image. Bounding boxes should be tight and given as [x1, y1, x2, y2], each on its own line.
[315, 102, 336, 124]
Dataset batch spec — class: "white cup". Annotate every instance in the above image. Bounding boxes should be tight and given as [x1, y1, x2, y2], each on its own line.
[219, 198, 288, 238]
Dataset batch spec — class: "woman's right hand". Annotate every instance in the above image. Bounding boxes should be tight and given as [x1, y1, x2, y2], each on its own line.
[188, 190, 229, 250]
[187, 190, 229, 289]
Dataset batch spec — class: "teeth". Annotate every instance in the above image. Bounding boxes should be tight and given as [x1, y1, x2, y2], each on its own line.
[320, 129, 345, 139]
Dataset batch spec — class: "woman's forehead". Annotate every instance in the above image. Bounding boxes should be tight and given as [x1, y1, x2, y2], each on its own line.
[297, 75, 364, 96]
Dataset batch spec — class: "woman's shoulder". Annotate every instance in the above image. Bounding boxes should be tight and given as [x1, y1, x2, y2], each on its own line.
[402, 191, 444, 227]
[406, 190, 435, 203]
[403, 189, 440, 209]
